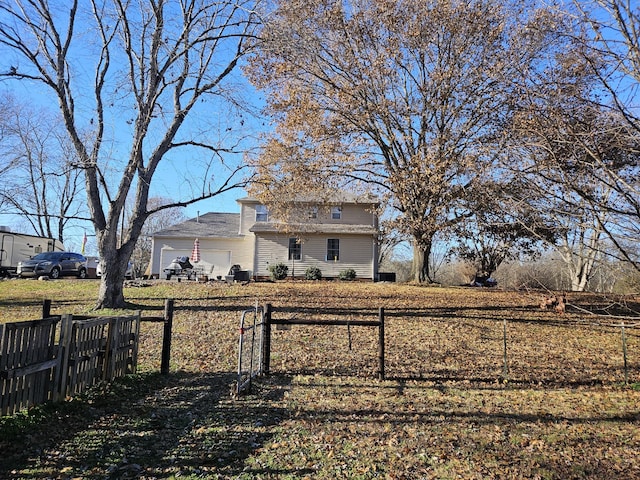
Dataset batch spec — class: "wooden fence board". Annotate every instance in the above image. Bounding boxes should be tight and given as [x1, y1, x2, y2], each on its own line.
[0, 318, 60, 416]
[105, 314, 140, 380]
[68, 318, 108, 396]
[55, 314, 73, 402]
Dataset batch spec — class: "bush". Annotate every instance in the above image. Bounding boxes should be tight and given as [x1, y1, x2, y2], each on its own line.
[268, 262, 289, 280]
[338, 268, 356, 281]
[304, 266, 322, 280]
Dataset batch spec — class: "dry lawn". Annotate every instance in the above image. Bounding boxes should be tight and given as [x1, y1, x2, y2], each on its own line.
[0, 279, 639, 479]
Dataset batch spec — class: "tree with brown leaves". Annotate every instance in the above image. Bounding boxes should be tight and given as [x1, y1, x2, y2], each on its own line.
[507, 2, 640, 283]
[569, 0, 640, 272]
[246, 0, 569, 283]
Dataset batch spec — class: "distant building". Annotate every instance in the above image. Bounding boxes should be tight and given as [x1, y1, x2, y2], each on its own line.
[149, 194, 380, 280]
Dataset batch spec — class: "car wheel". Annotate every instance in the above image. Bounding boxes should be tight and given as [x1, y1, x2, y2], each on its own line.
[78, 267, 87, 279]
[49, 267, 61, 279]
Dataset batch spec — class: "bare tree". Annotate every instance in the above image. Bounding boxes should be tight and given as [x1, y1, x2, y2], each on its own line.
[0, 94, 22, 208]
[0, 96, 86, 242]
[508, 98, 617, 291]
[508, 24, 639, 286]
[0, 0, 259, 307]
[246, 0, 568, 283]
[519, 191, 608, 292]
[575, 1, 640, 128]
[566, 0, 640, 271]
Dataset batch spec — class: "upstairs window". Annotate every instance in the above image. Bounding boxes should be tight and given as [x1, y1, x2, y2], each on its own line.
[327, 238, 340, 261]
[288, 238, 301, 260]
[308, 206, 318, 219]
[255, 204, 268, 222]
[331, 206, 342, 220]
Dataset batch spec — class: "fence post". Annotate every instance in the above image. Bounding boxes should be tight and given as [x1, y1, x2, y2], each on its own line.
[42, 299, 52, 318]
[161, 299, 174, 375]
[503, 318, 509, 378]
[621, 323, 628, 385]
[55, 314, 74, 401]
[261, 303, 272, 375]
[131, 311, 141, 374]
[378, 307, 385, 380]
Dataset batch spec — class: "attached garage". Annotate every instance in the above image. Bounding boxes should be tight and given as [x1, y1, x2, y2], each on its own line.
[149, 212, 254, 279]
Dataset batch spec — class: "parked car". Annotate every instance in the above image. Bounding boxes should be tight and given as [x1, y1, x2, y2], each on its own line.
[17, 251, 87, 279]
[96, 260, 134, 279]
[0, 227, 65, 278]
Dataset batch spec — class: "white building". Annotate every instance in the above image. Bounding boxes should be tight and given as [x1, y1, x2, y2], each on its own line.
[149, 195, 380, 280]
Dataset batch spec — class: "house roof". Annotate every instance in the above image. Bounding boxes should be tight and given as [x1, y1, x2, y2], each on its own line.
[237, 192, 379, 205]
[153, 212, 241, 238]
[249, 222, 378, 235]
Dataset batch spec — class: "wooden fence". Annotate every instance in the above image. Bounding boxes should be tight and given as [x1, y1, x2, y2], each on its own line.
[0, 299, 176, 416]
[0, 312, 141, 416]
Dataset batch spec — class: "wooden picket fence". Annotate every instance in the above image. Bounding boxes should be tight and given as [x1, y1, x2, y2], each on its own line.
[0, 312, 140, 416]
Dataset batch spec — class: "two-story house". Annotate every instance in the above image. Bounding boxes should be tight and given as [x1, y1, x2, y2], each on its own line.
[149, 194, 380, 280]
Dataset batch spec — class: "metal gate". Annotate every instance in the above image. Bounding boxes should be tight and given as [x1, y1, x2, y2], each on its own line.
[236, 303, 264, 395]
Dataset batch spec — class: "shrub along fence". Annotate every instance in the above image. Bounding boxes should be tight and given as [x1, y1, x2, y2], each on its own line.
[0, 299, 175, 416]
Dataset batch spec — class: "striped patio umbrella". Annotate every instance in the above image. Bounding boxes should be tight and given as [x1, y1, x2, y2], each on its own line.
[191, 238, 201, 263]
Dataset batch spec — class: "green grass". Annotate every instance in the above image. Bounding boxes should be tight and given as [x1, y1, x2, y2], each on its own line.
[0, 279, 639, 478]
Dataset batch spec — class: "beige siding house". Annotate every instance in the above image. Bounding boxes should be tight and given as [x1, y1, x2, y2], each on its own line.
[149, 194, 380, 280]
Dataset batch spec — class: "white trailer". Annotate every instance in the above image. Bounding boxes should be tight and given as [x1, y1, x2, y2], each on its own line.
[0, 227, 65, 277]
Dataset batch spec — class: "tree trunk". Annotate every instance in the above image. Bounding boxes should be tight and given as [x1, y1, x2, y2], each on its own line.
[97, 271, 127, 309]
[411, 240, 433, 283]
[560, 226, 602, 292]
[569, 253, 596, 292]
[93, 223, 139, 309]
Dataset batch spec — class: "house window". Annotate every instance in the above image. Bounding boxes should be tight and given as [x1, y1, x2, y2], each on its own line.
[255, 204, 268, 222]
[327, 238, 340, 261]
[288, 238, 301, 260]
[309, 207, 318, 219]
[331, 206, 342, 220]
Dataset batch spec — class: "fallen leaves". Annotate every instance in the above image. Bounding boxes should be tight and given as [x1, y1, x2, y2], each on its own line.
[0, 281, 638, 478]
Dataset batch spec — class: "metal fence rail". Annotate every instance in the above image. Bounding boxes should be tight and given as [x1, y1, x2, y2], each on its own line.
[237, 304, 264, 395]
[260, 303, 386, 380]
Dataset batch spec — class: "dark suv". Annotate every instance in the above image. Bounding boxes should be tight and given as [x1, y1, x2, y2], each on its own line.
[17, 251, 88, 279]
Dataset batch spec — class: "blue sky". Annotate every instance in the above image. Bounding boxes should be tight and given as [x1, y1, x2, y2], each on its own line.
[0, 69, 259, 254]
[0, 3, 266, 256]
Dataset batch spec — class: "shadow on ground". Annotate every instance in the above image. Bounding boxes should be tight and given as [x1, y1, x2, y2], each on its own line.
[0, 371, 292, 479]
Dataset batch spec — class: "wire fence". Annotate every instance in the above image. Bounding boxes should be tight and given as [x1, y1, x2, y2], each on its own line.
[236, 303, 264, 395]
[245, 307, 638, 387]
